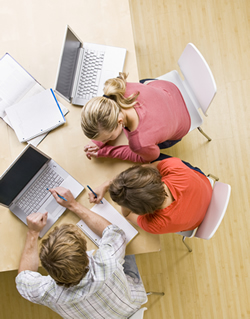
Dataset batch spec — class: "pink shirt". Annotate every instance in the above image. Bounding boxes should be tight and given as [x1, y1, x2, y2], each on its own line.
[95, 81, 191, 163]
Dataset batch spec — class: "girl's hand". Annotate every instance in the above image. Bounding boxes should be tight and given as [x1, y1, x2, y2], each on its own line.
[88, 181, 110, 204]
[84, 143, 100, 160]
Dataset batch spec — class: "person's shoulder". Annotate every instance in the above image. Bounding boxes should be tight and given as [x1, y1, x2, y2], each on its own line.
[16, 270, 55, 297]
[126, 82, 143, 90]
[16, 270, 42, 280]
[147, 79, 176, 89]
[16, 270, 54, 285]
[157, 158, 186, 177]
[101, 224, 126, 241]
[157, 157, 181, 169]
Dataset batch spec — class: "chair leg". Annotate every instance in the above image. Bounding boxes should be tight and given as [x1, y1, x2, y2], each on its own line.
[207, 173, 219, 181]
[197, 127, 212, 141]
[147, 292, 165, 296]
[182, 236, 192, 252]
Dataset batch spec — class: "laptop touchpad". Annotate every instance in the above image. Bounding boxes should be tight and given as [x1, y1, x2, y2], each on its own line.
[45, 198, 59, 213]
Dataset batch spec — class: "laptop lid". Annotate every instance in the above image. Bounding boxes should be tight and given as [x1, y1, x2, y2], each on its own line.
[54, 25, 82, 102]
[0, 145, 49, 208]
[55, 25, 127, 106]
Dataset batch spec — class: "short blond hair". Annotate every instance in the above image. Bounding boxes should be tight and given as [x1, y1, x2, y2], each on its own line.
[40, 224, 89, 287]
[109, 165, 167, 215]
[81, 72, 139, 139]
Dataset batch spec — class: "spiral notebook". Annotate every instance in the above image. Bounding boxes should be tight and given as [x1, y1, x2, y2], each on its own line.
[0, 53, 68, 146]
[77, 198, 138, 247]
[5, 88, 66, 142]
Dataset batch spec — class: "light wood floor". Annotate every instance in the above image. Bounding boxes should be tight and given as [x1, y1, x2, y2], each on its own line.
[1, 0, 250, 318]
[129, 0, 250, 318]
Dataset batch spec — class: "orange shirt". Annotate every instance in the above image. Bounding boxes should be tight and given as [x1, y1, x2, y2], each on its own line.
[137, 158, 213, 234]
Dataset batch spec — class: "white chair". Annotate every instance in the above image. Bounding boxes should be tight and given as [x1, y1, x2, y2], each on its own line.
[176, 180, 231, 252]
[157, 43, 217, 141]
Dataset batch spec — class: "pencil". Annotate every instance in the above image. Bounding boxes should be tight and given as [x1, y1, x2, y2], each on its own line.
[56, 193, 67, 201]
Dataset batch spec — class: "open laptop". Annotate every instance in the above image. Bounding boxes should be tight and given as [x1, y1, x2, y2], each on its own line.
[54, 25, 127, 106]
[0, 145, 84, 237]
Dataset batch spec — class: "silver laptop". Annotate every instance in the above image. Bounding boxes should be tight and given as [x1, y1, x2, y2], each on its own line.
[54, 25, 127, 106]
[0, 145, 84, 237]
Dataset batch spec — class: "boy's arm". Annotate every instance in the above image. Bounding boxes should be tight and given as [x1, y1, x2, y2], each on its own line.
[50, 187, 111, 237]
[18, 212, 48, 274]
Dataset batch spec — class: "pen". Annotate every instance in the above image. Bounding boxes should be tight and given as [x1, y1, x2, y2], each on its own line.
[87, 185, 103, 204]
[46, 188, 67, 201]
[56, 193, 68, 201]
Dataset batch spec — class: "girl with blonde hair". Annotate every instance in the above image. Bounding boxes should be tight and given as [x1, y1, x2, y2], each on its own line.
[81, 73, 191, 163]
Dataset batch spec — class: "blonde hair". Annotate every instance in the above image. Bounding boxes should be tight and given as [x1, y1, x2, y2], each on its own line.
[40, 224, 89, 287]
[109, 165, 167, 215]
[81, 72, 139, 139]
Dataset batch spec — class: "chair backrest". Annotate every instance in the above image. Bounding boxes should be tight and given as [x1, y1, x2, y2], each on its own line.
[128, 307, 147, 319]
[178, 43, 217, 116]
[195, 181, 231, 239]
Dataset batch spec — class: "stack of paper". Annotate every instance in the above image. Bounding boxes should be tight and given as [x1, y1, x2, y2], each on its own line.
[0, 53, 68, 146]
[77, 198, 138, 247]
[5, 89, 65, 142]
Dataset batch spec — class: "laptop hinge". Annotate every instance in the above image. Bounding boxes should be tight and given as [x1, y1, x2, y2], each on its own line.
[71, 47, 84, 101]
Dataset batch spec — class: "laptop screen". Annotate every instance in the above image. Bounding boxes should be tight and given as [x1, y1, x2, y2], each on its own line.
[0, 147, 49, 206]
[55, 26, 81, 101]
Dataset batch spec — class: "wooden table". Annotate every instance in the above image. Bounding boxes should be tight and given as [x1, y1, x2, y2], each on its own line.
[0, 0, 160, 272]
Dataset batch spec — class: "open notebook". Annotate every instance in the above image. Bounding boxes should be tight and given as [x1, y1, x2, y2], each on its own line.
[5, 89, 65, 142]
[77, 199, 138, 247]
[0, 53, 68, 146]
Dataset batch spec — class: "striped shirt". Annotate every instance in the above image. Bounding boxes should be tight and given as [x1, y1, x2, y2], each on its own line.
[16, 225, 147, 318]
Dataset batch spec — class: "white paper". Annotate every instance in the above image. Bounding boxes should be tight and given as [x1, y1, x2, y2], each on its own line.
[0, 54, 36, 117]
[0, 53, 69, 146]
[6, 89, 66, 142]
[77, 198, 138, 246]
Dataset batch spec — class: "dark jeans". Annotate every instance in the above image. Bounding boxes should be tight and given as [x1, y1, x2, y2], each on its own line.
[158, 139, 182, 149]
[139, 79, 157, 83]
[139, 78, 157, 84]
[152, 153, 205, 176]
[123, 255, 141, 284]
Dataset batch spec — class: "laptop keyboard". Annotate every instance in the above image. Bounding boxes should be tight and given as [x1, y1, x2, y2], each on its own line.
[17, 166, 64, 216]
[77, 48, 105, 100]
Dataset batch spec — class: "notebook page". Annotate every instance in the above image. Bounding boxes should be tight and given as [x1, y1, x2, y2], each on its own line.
[0, 53, 36, 118]
[5, 89, 65, 142]
[3, 82, 69, 146]
[77, 198, 138, 247]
